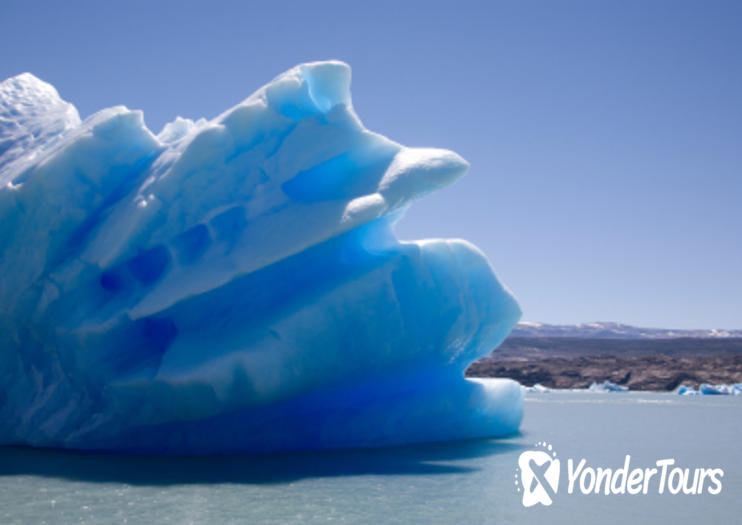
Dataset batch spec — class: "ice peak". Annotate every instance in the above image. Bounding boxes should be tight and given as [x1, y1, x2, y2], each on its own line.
[0, 72, 75, 117]
[0, 72, 81, 174]
[1, 71, 53, 93]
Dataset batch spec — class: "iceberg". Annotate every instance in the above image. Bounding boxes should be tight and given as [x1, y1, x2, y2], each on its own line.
[524, 383, 551, 393]
[676, 384, 742, 396]
[587, 381, 629, 392]
[676, 385, 699, 396]
[698, 383, 741, 396]
[0, 62, 522, 453]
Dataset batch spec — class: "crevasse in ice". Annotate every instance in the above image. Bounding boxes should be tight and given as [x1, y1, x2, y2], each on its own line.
[0, 62, 522, 453]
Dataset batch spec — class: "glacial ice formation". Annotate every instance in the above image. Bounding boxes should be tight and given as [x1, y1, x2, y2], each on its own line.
[694, 384, 742, 396]
[587, 381, 629, 392]
[521, 381, 629, 394]
[524, 383, 551, 393]
[0, 62, 522, 453]
[677, 384, 742, 395]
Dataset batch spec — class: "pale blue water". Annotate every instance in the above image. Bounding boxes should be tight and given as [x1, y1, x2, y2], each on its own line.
[1, 389, 740, 524]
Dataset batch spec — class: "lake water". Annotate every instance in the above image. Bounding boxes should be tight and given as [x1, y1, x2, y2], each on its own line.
[1, 388, 740, 524]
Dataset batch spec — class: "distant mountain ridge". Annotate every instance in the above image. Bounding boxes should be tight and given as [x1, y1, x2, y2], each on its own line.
[511, 322, 742, 340]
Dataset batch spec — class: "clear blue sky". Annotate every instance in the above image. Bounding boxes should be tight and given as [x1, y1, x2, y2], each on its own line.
[1, 0, 740, 329]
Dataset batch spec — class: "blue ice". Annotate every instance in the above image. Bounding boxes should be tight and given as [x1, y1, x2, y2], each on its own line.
[0, 62, 522, 453]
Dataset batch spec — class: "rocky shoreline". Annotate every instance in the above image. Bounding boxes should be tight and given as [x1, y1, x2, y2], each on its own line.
[466, 337, 742, 391]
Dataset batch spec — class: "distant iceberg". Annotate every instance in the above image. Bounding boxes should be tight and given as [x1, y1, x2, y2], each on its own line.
[0, 62, 522, 453]
[676, 384, 742, 396]
[521, 381, 629, 394]
[699, 384, 727, 395]
[676, 385, 700, 396]
[587, 381, 629, 392]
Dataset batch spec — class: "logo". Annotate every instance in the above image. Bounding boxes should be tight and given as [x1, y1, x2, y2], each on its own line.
[515, 442, 725, 507]
[515, 441, 560, 507]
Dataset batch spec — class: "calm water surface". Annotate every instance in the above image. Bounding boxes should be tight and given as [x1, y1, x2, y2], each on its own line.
[1, 389, 740, 524]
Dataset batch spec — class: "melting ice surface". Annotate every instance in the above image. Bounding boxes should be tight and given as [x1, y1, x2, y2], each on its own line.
[0, 62, 522, 453]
